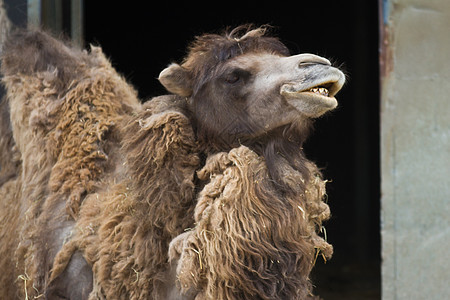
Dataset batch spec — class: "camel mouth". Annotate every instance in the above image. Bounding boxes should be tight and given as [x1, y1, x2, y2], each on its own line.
[281, 80, 342, 99]
[280, 71, 345, 117]
[281, 81, 340, 111]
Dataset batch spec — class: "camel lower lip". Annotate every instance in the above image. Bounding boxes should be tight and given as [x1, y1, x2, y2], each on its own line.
[298, 91, 335, 102]
[292, 94, 337, 107]
[282, 90, 337, 106]
[281, 89, 338, 118]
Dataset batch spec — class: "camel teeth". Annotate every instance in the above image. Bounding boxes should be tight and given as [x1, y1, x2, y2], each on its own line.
[309, 87, 329, 97]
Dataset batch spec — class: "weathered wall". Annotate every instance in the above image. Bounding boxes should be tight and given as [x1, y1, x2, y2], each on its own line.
[380, 0, 450, 299]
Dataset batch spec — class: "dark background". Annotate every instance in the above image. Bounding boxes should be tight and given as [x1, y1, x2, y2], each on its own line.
[5, 1, 380, 298]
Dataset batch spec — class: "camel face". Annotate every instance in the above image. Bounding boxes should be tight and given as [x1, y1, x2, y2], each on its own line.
[216, 52, 345, 119]
[159, 52, 345, 145]
[158, 27, 345, 148]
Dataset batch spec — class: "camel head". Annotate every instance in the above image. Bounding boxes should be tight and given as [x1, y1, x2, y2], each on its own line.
[159, 26, 345, 150]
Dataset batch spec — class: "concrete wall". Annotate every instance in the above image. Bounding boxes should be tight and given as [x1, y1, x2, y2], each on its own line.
[380, 0, 450, 299]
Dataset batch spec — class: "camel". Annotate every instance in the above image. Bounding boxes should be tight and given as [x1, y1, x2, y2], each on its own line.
[0, 25, 345, 299]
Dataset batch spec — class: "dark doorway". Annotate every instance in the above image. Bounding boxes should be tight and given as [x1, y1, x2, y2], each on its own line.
[84, 2, 380, 299]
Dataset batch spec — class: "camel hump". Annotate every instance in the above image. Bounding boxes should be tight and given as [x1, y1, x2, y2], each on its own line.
[1, 29, 87, 85]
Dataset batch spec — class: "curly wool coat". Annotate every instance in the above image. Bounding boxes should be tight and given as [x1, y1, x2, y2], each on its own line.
[0, 29, 141, 298]
[169, 146, 332, 300]
[0, 28, 332, 299]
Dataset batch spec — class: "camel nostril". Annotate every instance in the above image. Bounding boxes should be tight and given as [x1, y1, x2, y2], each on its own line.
[298, 60, 331, 68]
[296, 54, 331, 67]
[298, 61, 319, 67]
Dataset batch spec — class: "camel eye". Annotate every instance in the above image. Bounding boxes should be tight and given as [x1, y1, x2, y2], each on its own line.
[224, 69, 250, 84]
[225, 72, 240, 84]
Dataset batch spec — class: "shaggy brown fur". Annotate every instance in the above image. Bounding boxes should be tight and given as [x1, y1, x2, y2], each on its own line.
[0, 96, 20, 185]
[0, 25, 342, 299]
[0, 92, 20, 297]
[169, 146, 332, 300]
[58, 97, 201, 299]
[0, 29, 140, 298]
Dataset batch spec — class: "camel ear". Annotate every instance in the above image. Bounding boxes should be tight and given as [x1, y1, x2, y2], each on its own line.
[158, 63, 193, 97]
